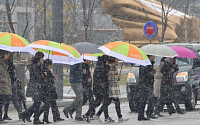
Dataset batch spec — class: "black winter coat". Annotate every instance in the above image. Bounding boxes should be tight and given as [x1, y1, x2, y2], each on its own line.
[82, 63, 92, 89]
[160, 61, 178, 94]
[93, 59, 110, 97]
[26, 61, 43, 98]
[41, 67, 57, 100]
[137, 61, 155, 90]
[7, 59, 17, 84]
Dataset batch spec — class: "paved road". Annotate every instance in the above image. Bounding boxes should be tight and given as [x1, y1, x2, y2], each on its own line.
[1, 102, 200, 125]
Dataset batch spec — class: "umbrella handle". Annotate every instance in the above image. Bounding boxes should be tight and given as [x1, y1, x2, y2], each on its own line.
[117, 61, 124, 81]
[55, 64, 58, 74]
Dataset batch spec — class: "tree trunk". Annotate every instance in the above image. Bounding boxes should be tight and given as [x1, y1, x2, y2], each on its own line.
[43, 0, 47, 39]
[5, 0, 15, 33]
[52, 0, 64, 99]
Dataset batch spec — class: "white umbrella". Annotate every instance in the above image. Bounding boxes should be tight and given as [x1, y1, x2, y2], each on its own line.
[141, 44, 178, 58]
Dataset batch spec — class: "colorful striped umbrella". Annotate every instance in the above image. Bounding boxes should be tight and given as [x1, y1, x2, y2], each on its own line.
[0, 32, 29, 52]
[82, 53, 104, 61]
[26, 40, 83, 65]
[98, 41, 151, 66]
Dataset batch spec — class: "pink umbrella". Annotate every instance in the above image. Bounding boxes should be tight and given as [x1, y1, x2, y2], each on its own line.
[170, 46, 197, 58]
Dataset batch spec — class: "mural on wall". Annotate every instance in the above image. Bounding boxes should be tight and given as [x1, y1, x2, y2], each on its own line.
[100, 0, 200, 46]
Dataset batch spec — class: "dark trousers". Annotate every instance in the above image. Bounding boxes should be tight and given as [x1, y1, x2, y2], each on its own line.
[84, 88, 95, 117]
[155, 92, 181, 114]
[97, 97, 122, 119]
[39, 99, 60, 121]
[146, 89, 156, 116]
[4, 84, 22, 117]
[138, 87, 154, 119]
[93, 94, 104, 109]
[23, 97, 41, 121]
[0, 95, 11, 119]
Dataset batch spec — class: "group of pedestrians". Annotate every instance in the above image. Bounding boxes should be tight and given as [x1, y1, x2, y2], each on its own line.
[137, 55, 185, 121]
[0, 51, 129, 124]
[0, 51, 64, 124]
[63, 55, 129, 123]
[0, 50, 186, 124]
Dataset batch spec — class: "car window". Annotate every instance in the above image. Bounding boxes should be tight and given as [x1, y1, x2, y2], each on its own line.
[176, 58, 191, 66]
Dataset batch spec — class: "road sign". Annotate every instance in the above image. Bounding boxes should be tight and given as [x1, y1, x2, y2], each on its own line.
[143, 21, 158, 39]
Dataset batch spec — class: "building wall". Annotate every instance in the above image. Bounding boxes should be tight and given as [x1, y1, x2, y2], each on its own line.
[0, 0, 35, 42]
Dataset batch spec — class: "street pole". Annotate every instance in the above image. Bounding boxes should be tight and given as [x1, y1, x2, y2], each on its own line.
[43, 0, 46, 39]
[52, 0, 64, 99]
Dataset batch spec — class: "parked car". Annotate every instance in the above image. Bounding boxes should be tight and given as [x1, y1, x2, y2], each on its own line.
[126, 43, 200, 112]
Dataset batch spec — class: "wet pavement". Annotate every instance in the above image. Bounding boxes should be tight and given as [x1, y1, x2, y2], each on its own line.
[1, 102, 200, 125]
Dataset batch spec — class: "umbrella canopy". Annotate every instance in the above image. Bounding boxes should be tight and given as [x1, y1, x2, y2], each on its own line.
[170, 46, 197, 58]
[26, 40, 83, 65]
[141, 44, 178, 58]
[26, 40, 75, 58]
[71, 42, 102, 54]
[98, 41, 151, 66]
[0, 32, 29, 52]
[82, 53, 104, 61]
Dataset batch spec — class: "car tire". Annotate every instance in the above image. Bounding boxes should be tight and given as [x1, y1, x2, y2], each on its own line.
[185, 91, 196, 111]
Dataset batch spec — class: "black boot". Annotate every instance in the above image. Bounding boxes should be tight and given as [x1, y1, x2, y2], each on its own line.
[33, 120, 44, 124]
[53, 117, 64, 122]
[43, 119, 52, 124]
[3, 115, 12, 120]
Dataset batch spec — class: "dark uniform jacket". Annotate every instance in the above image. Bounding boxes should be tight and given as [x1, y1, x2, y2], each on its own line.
[82, 63, 92, 89]
[41, 67, 57, 100]
[160, 61, 179, 94]
[137, 61, 155, 90]
[93, 57, 110, 97]
[26, 61, 43, 98]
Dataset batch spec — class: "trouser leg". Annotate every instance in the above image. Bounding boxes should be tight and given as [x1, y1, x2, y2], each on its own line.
[50, 99, 60, 120]
[43, 101, 50, 120]
[82, 88, 89, 105]
[102, 97, 112, 119]
[154, 97, 165, 115]
[0, 95, 6, 120]
[85, 88, 95, 116]
[94, 95, 103, 109]
[3, 100, 10, 117]
[67, 83, 83, 118]
[138, 89, 148, 119]
[32, 97, 42, 121]
[11, 83, 22, 116]
[113, 98, 122, 118]
[96, 95, 112, 118]
[22, 101, 27, 111]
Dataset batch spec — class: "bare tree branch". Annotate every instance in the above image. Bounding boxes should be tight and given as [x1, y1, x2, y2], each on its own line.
[174, 0, 191, 42]
[5, 0, 15, 33]
[68, 0, 84, 23]
[24, 10, 44, 37]
[138, 0, 149, 20]
[22, 0, 30, 37]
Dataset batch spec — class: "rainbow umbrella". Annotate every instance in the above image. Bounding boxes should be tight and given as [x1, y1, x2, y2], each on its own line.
[26, 40, 83, 65]
[0, 32, 29, 52]
[98, 41, 151, 66]
[82, 53, 104, 61]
